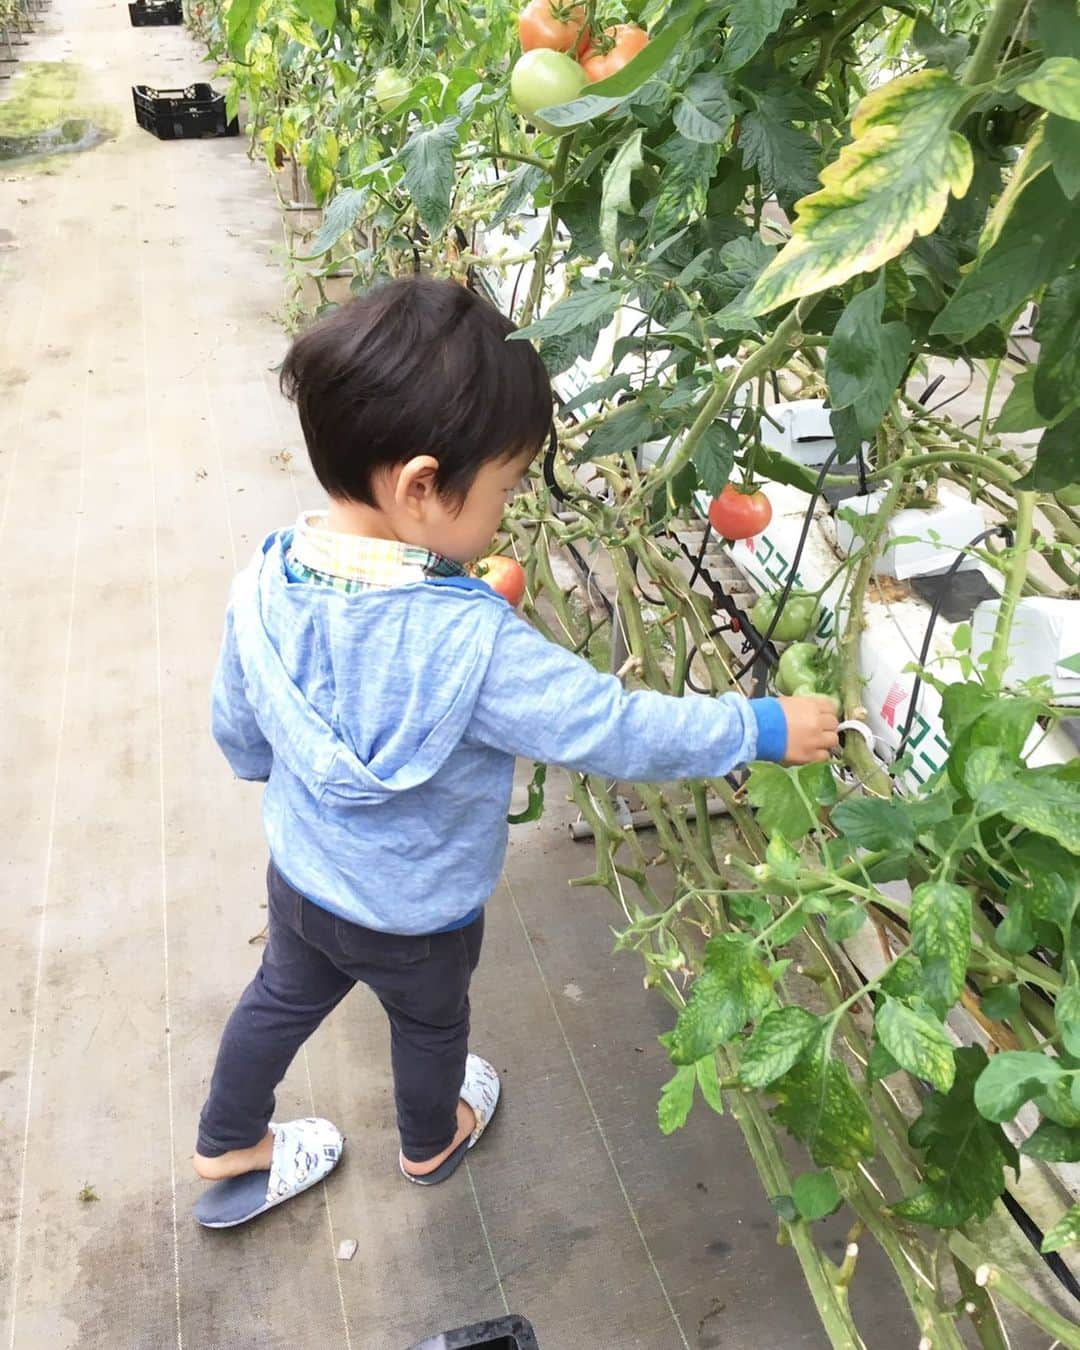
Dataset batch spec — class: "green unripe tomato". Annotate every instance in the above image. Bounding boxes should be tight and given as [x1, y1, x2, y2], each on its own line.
[776, 642, 819, 696]
[510, 49, 586, 134]
[373, 67, 411, 112]
[750, 590, 819, 643]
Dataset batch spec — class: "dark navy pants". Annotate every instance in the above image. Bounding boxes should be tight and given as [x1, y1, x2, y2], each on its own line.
[197, 862, 484, 1163]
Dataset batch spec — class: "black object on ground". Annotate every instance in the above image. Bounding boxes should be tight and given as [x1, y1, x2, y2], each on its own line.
[407, 1314, 540, 1350]
[128, 0, 183, 25]
[132, 83, 239, 140]
[909, 567, 998, 624]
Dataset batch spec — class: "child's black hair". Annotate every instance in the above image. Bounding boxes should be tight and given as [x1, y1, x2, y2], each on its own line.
[280, 276, 553, 507]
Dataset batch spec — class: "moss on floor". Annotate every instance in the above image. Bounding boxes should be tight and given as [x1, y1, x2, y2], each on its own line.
[0, 62, 117, 167]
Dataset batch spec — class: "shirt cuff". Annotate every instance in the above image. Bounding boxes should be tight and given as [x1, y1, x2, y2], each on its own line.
[749, 697, 788, 762]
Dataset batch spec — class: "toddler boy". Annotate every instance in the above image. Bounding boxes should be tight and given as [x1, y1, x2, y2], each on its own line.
[192, 276, 839, 1226]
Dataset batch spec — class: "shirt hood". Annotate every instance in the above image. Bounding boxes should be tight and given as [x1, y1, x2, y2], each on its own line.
[229, 531, 507, 806]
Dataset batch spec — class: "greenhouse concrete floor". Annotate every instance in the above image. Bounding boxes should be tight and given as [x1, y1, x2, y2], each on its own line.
[0, 4, 924, 1349]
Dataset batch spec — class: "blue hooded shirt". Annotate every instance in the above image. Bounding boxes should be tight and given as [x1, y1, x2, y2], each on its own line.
[211, 530, 788, 935]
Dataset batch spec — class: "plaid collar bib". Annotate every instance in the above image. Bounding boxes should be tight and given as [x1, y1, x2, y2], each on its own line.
[287, 512, 465, 594]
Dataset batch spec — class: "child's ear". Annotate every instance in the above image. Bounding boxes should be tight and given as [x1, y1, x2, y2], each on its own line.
[395, 455, 441, 520]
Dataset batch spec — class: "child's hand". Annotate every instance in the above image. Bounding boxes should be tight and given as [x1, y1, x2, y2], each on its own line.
[778, 696, 840, 764]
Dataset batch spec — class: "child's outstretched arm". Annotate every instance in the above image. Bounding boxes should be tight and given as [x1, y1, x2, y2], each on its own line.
[210, 605, 273, 782]
[469, 611, 838, 778]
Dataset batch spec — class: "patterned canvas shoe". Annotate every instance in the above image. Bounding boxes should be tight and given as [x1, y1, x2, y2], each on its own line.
[399, 1053, 501, 1187]
[194, 1117, 343, 1228]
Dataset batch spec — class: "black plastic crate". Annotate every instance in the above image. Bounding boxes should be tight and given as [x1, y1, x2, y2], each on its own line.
[407, 1315, 539, 1350]
[132, 83, 239, 140]
[128, 0, 184, 25]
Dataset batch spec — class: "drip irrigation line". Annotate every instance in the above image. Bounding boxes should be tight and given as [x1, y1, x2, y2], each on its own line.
[895, 526, 1012, 758]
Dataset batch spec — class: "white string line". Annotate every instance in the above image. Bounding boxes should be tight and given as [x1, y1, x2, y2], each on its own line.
[5, 227, 91, 1350]
[0, 219, 57, 558]
[465, 1159, 511, 1317]
[300, 1050, 354, 1350]
[201, 222, 353, 1348]
[501, 872, 692, 1350]
[136, 173, 183, 1350]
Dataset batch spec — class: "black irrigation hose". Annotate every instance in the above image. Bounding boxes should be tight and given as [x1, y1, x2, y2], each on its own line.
[895, 526, 1012, 758]
[1000, 1190, 1080, 1306]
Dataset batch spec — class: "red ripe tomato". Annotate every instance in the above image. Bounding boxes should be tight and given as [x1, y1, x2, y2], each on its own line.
[580, 24, 649, 82]
[518, 0, 589, 54]
[707, 484, 773, 540]
[474, 555, 527, 607]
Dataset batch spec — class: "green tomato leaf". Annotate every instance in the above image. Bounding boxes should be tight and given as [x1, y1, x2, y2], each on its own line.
[225, 0, 260, 57]
[825, 901, 867, 941]
[893, 1047, 1017, 1227]
[825, 275, 912, 439]
[674, 72, 734, 143]
[933, 161, 1080, 342]
[975, 768, 1080, 852]
[791, 1170, 841, 1221]
[912, 14, 969, 71]
[830, 796, 916, 852]
[650, 135, 721, 241]
[1021, 1120, 1080, 1163]
[657, 1063, 697, 1134]
[600, 130, 644, 261]
[738, 87, 823, 204]
[974, 1050, 1068, 1122]
[692, 419, 738, 495]
[668, 935, 774, 1065]
[910, 880, 971, 1010]
[979, 982, 1021, 1021]
[994, 369, 1046, 433]
[507, 762, 547, 824]
[294, 187, 368, 259]
[740, 1007, 822, 1088]
[1046, 114, 1080, 198]
[1017, 57, 1080, 121]
[1016, 406, 1080, 491]
[769, 1193, 798, 1222]
[399, 117, 461, 238]
[772, 1046, 875, 1170]
[511, 283, 622, 342]
[746, 762, 835, 841]
[875, 997, 956, 1092]
[295, 0, 334, 27]
[696, 1053, 726, 1115]
[1041, 1204, 1080, 1253]
[490, 163, 547, 228]
[1057, 982, 1080, 1058]
[720, 0, 797, 73]
[576, 400, 659, 464]
[746, 70, 973, 315]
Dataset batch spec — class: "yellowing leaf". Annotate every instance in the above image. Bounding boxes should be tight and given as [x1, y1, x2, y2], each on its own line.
[1018, 57, 1080, 122]
[745, 70, 973, 316]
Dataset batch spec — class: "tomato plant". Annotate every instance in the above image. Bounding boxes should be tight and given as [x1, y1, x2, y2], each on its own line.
[707, 485, 773, 540]
[517, 0, 588, 55]
[195, 0, 1080, 1339]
